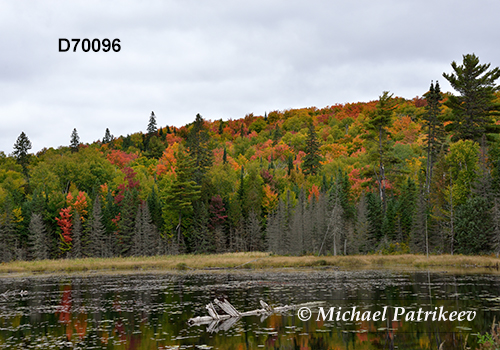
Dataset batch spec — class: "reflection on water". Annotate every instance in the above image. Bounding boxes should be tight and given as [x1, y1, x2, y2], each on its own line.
[0, 269, 500, 349]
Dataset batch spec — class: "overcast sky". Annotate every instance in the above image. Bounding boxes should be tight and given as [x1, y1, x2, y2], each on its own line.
[1, 0, 499, 153]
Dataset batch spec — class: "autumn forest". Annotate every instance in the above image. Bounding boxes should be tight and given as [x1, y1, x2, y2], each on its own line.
[1, 53, 500, 262]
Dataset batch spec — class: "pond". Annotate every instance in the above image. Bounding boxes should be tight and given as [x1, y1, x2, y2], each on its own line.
[1, 268, 500, 349]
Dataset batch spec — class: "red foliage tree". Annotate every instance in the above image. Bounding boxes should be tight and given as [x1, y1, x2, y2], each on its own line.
[56, 207, 73, 243]
[106, 150, 138, 168]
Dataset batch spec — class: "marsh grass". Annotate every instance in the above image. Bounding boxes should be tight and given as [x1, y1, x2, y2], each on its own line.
[1, 253, 500, 276]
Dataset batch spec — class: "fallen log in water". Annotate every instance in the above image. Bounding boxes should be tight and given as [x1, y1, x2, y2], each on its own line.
[188, 299, 324, 329]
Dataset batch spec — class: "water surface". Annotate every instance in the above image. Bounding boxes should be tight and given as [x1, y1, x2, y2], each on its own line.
[1, 268, 499, 349]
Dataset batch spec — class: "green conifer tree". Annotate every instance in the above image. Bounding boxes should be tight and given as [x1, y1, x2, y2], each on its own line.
[302, 122, 322, 176]
[365, 91, 396, 211]
[103, 128, 113, 144]
[12, 131, 32, 178]
[147, 111, 157, 134]
[70, 128, 80, 152]
[423, 81, 445, 193]
[165, 147, 201, 249]
[443, 53, 500, 141]
[186, 114, 213, 186]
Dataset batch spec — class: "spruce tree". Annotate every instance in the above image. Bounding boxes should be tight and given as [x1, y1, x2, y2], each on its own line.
[353, 193, 370, 254]
[272, 124, 282, 145]
[186, 113, 213, 186]
[165, 147, 201, 249]
[302, 122, 322, 176]
[147, 186, 163, 231]
[71, 213, 83, 258]
[222, 146, 227, 164]
[188, 201, 211, 253]
[132, 204, 144, 256]
[218, 120, 224, 135]
[0, 201, 16, 262]
[491, 196, 500, 257]
[366, 192, 383, 244]
[12, 131, 32, 177]
[147, 111, 157, 134]
[87, 197, 106, 257]
[29, 213, 49, 260]
[455, 196, 492, 254]
[70, 128, 80, 152]
[117, 189, 138, 256]
[319, 183, 344, 256]
[266, 207, 281, 253]
[103, 128, 113, 144]
[141, 202, 159, 256]
[411, 189, 429, 255]
[397, 177, 417, 242]
[289, 190, 305, 255]
[443, 53, 500, 141]
[246, 210, 262, 251]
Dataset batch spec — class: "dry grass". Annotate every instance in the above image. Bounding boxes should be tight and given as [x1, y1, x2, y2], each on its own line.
[1, 253, 500, 277]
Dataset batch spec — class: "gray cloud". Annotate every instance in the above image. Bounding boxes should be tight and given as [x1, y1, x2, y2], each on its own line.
[1, 0, 499, 153]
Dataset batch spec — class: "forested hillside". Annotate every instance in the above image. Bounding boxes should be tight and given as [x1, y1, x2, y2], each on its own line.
[1, 54, 500, 261]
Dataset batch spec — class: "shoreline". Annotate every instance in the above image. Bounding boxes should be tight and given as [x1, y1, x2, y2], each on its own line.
[1, 252, 500, 277]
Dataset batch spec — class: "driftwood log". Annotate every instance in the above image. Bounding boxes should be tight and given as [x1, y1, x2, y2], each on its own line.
[188, 299, 324, 332]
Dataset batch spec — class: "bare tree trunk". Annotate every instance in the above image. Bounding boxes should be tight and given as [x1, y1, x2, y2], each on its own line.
[449, 178, 454, 256]
[379, 126, 386, 213]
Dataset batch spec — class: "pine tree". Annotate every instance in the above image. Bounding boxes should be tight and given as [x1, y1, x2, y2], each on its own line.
[443, 53, 500, 141]
[12, 131, 32, 177]
[365, 91, 396, 211]
[423, 81, 445, 193]
[70, 128, 80, 152]
[29, 213, 49, 260]
[147, 111, 157, 134]
[302, 122, 322, 176]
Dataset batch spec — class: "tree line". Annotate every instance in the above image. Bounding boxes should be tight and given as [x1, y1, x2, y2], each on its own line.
[1, 53, 500, 261]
